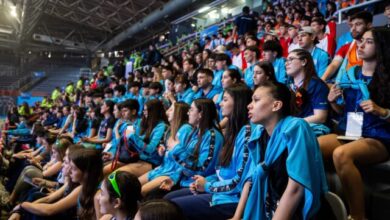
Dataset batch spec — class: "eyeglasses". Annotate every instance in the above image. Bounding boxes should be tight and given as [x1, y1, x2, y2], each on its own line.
[108, 172, 121, 197]
[356, 38, 374, 46]
[285, 57, 301, 64]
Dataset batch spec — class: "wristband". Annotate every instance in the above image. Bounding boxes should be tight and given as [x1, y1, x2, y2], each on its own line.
[379, 108, 390, 120]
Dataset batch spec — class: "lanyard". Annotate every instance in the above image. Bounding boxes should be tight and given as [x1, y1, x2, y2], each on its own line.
[112, 122, 134, 171]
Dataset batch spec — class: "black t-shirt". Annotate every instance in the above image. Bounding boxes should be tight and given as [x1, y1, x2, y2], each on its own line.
[98, 116, 116, 138]
[91, 117, 101, 130]
[75, 118, 89, 134]
[259, 132, 302, 219]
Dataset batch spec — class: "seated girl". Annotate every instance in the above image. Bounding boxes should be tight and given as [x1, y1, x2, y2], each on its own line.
[84, 106, 102, 140]
[115, 99, 168, 177]
[98, 171, 142, 220]
[8, 137, 72, 204]
[8, 144, 83, 220]
[161, 99, 223, 195]
[170, 75, 195, 105]
[82, 100, 116, 149]
[138, 102, 192, 198]
[319, 28, 390, 220]
[168, 85, 254, 220]
[252, 61, 277, 89]
[231, 81, 328, 220]
[63, 106, 88, 143]
[286, 49, 330, 136]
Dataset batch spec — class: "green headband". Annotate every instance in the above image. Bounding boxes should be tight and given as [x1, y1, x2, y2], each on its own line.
[108, 171, 121, 197]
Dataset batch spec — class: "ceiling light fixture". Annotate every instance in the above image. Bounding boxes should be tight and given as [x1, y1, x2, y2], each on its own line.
[198, 6, 210, 13]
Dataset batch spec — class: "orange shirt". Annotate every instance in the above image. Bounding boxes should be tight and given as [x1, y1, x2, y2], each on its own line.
[347, 42, 363, 69]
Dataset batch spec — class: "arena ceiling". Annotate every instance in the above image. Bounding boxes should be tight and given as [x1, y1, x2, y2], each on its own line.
[0, 0, 213, 54]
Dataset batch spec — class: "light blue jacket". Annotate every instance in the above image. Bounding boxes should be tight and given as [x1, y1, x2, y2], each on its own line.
[7, 121, 30, 136]
[128, 121, 167, 166]
[311, 47, 330, 78]
[205, 125, 253, 206]
[212, 69, 224, 89]
[147, 124, 193, 181]
[273, 57, 287, 84]
[170, 128, 224, 187]
[107, 118, 141, 159]
[243, 117, 328, 220]
[244, 64, 255, 89]
[176, 88, 195, 105]
[193, 86, 222, 100]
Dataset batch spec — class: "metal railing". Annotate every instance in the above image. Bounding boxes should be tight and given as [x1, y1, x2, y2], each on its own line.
[336, 0, 383, 23]
[162, 17, 236, 57]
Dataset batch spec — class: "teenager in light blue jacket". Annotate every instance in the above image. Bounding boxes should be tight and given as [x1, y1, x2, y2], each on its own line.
[193, 69, 222, 100]
[168, 85, 254, 220]
[103, 99, 140, 175]
[117, 99, 168, 177]
[161, 99, 223, 192]
[213, 69, 242, 122]
[138, 102, 192, 197]
[231, 82, 328, 220]
[262, 40, 287, 84]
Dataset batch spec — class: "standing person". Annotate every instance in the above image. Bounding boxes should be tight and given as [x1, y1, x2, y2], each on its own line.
[168, 85, 253, 220]
[234, 6, 257, 37]
[230, 81, 328, 220]
[319, 28, 390, 220]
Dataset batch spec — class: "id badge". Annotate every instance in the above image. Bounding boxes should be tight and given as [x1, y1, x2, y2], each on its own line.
[125, 125, 135, 135]
[346, 112, 363, 137]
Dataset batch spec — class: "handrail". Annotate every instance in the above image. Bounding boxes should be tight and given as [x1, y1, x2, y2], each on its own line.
[336, 0, 383, 23]
[161, 17, 236, 56]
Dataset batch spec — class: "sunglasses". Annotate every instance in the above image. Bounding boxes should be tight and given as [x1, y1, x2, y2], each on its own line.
[108, 172, 121, 197]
